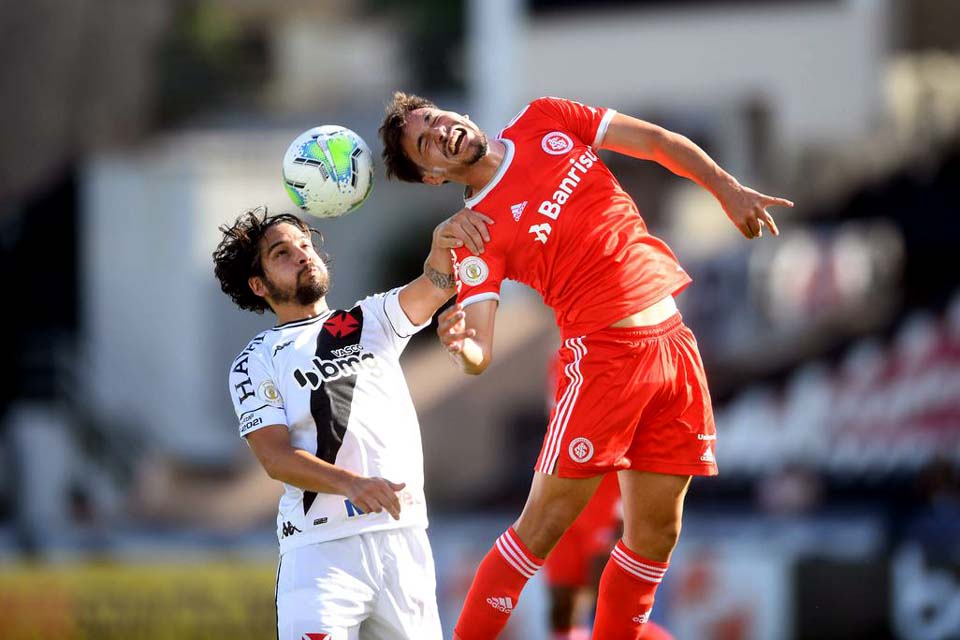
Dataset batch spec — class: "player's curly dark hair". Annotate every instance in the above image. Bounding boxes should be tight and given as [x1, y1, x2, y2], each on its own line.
[379, 91, 437, 183]
[212, 206, 325, 314]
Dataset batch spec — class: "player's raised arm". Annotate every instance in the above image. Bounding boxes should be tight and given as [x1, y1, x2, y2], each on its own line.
[398, 208, 494, 325]
[437, 300, 497, 375]
[600, 112, 793, 240]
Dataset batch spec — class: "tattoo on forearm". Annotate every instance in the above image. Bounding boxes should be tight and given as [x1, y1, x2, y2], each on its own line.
[425, 264, 456, 290]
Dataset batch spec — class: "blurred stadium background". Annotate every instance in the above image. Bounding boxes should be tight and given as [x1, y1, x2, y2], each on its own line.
[1, 0, 959, 638]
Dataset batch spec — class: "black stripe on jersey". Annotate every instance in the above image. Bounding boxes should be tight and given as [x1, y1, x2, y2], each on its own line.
[302, 306, 364, 515]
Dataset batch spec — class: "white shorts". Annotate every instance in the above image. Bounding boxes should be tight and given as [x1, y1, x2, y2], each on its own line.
[276, 527, 442, 640]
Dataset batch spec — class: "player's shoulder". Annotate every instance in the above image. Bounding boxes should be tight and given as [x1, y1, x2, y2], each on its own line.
[500, 97, 562, 134]
[353, 289, 391, 314]
[231, 330, 271, 365]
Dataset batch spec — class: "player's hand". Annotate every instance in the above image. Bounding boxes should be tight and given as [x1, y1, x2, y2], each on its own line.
[345, 476, 407, 520]
[437, 303, 476, 354]
[720, 184, 793, 240]
[433, 208, 494, 255]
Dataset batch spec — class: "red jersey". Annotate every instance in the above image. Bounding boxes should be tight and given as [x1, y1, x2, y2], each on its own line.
[453, 97, 692, 338]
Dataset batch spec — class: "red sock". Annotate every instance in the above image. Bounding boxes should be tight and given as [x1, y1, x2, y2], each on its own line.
[453, 528, 544, 640]
[592, 540, 669, 640]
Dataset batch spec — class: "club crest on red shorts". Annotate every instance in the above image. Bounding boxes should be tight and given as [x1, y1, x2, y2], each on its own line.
[568, 437, 594, 463]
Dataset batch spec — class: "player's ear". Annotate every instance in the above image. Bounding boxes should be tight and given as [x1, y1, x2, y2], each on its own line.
[249, 275, 268, 298]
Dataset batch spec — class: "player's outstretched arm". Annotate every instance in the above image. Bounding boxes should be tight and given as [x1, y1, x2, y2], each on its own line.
[437, 300, 496, 375]
[600, 113, 793, 239]
[399, 209, 494, 325]
[246, 425, 406, 519]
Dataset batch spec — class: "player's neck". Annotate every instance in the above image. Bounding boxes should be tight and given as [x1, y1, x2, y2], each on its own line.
[273, 299, 329, 326]
[461, 139, 507, 197]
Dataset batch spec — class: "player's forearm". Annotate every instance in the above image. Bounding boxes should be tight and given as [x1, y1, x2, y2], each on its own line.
[399, 271, 455, 326]
[646, 129, 740, 201]
[604, 114, 740, 202]
[450, 337, 488, 375]
[263, 447, 358, 496]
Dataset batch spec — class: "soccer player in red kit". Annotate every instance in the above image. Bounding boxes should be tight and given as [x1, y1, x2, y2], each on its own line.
[379, 93, 792, 640]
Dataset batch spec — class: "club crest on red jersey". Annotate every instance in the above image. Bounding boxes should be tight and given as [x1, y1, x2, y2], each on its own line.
[541, 131, 573, 155]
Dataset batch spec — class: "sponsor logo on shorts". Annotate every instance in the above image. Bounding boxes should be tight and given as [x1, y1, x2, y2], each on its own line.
[541, 131, 573, 155]
[632, 608, 652, 624]
[486, 596, 514, 613]
[697, 433, 717, 441]
[302, 633, 331, 640]
[568, 437, 594, 463]
[458, 256, 489, 286]
[700, 447, 716, 463]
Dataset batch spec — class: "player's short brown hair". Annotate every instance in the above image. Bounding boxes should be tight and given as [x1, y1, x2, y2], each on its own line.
[212, 207, 324, 314]
[379, 91, 437, 183]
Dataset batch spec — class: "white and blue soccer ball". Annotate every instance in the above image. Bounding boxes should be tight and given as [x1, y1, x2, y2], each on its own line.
[282, 125, 374, 218]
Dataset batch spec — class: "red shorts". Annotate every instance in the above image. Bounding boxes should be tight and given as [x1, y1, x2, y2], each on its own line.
[544, 473, 621, 587]
[535, 314, 718, 478]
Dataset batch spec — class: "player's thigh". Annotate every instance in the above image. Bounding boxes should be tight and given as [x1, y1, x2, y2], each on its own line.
[617, 470, 691, 554]
[365, 528, 442, 640]
[276, 538, 375, 640]
[515, 472, 604, 557]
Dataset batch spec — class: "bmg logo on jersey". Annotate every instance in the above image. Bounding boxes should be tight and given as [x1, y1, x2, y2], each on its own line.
[293, 351, 382, 389]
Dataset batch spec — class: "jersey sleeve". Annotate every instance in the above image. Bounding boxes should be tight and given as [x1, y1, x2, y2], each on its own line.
[531, 96, 617, 149]
[359, 287, 431, 354]
[453, 246, 506, 307]
[229, 342, 287, 438]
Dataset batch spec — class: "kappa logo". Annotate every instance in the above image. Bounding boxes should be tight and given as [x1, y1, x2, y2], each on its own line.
[272, 340, 293, 356]
[541, 131, 573, 155]
[281, 521, 302, 538]
[486, 596, 514, 613]
[529, 223, 551, 244]
[323, 311, 360, 338]
[510, 201, 527, 221]
[569, 437, 594, 463]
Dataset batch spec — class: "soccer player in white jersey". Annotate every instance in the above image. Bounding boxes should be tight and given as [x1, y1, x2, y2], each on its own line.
[213, 206, 492, 640]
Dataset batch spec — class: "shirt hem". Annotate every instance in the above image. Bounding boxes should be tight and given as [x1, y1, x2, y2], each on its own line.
[557, 278, 692, 340]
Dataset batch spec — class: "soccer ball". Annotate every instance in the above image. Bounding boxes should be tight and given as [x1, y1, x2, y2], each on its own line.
[282, 125, 374, 218]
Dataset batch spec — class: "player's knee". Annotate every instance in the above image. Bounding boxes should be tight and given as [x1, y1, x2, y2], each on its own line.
[517, 503, 579, 554]
[625, 514, 682, 557]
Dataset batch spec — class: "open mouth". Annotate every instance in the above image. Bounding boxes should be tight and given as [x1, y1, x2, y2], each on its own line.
[448, 127, 466, 156]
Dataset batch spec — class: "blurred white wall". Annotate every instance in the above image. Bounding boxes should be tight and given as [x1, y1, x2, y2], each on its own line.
[508, 0, 889, 149]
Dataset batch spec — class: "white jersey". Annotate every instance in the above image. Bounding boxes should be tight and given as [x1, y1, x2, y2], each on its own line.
[228, 288, 430, 555]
